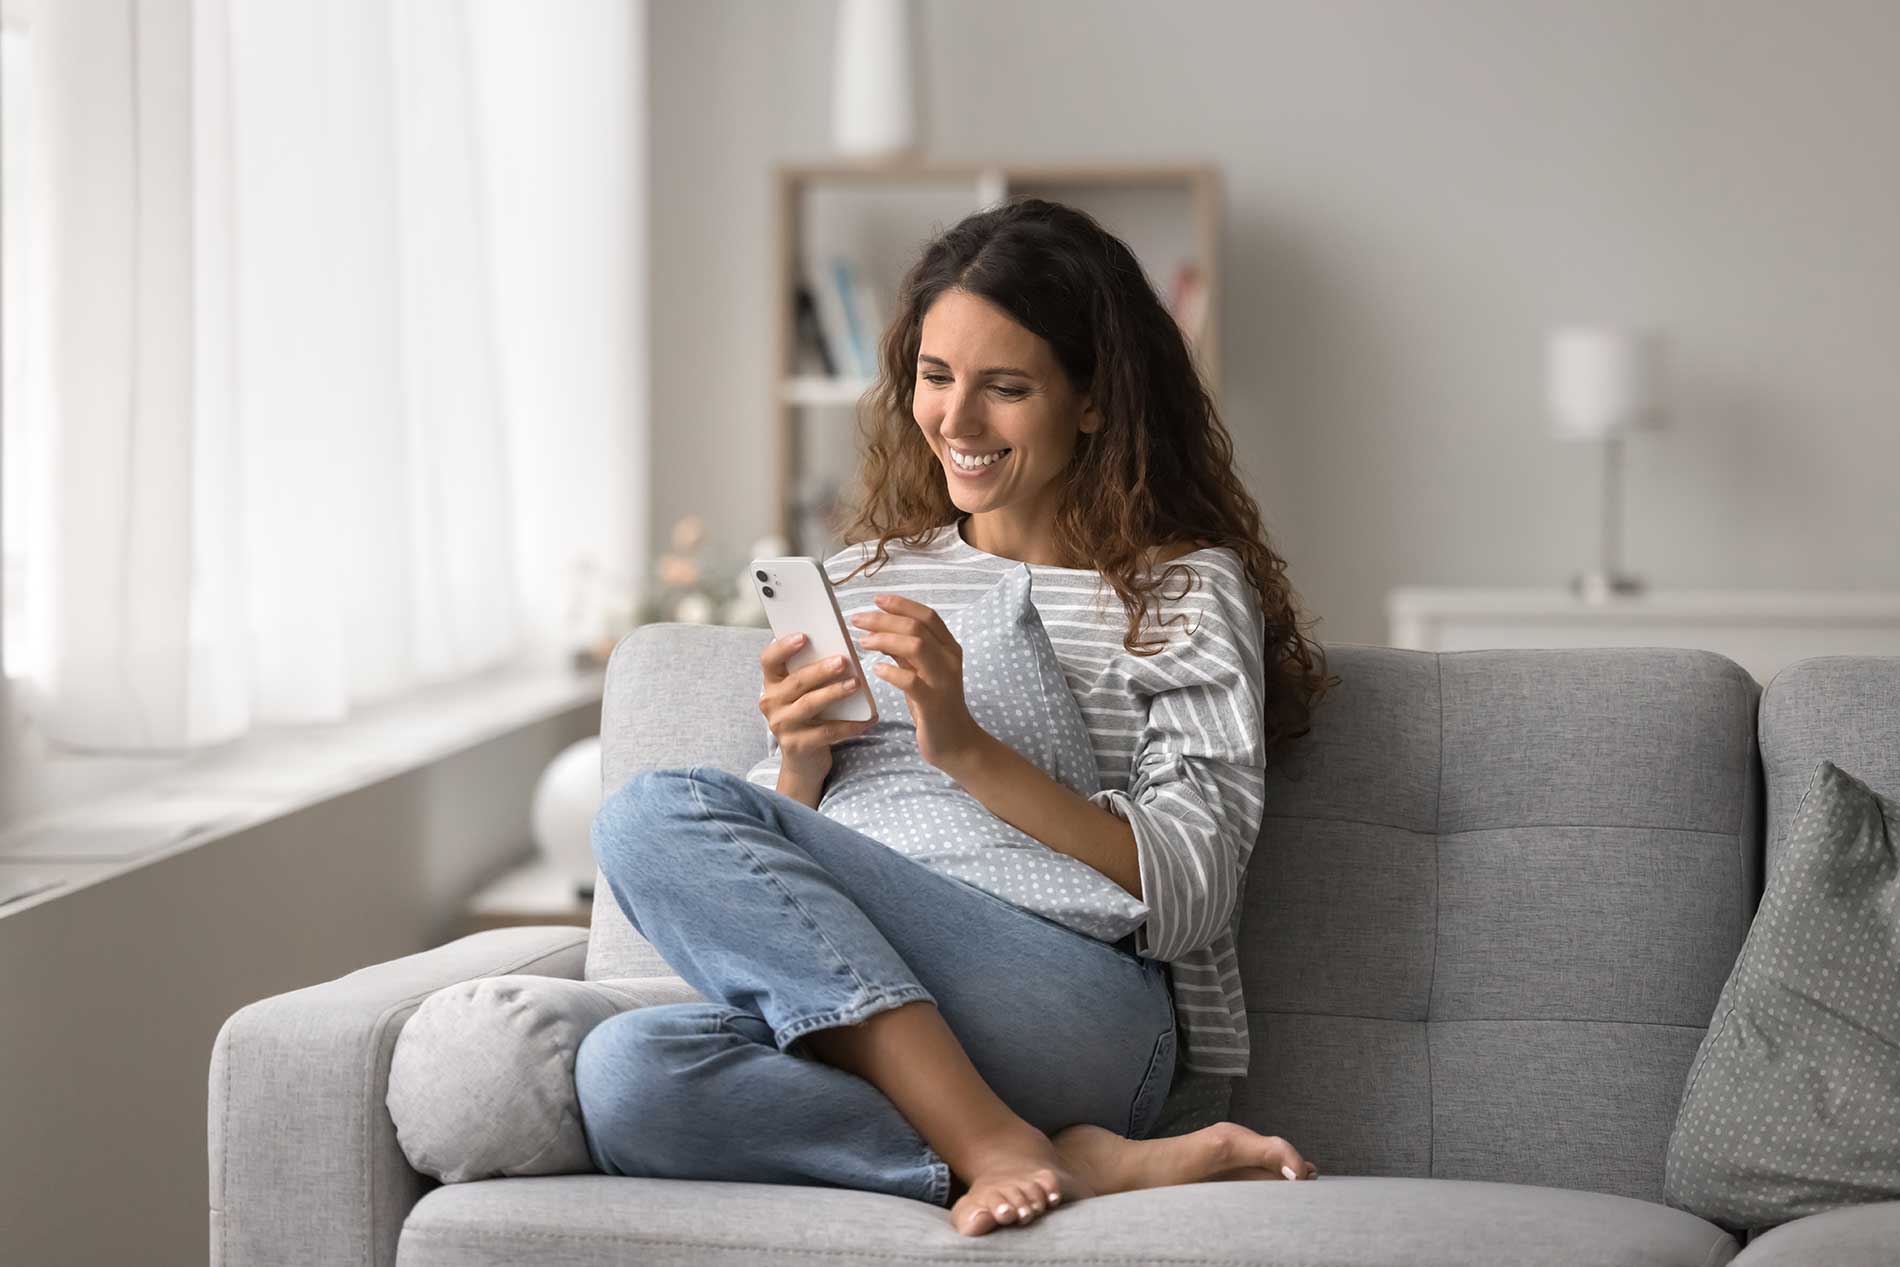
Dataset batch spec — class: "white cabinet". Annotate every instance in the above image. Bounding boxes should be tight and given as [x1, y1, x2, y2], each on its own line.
[1386, 588, 1900, 686]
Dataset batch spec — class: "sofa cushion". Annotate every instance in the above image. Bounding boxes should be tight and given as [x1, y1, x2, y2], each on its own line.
[1665, 757, 1900, 1233]
[387, 974, 702, 1183]
[1727, 1198, 1900, 1266]
[395, 1174, 1738, 1266]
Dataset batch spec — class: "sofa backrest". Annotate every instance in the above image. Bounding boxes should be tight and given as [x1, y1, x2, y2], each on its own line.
[1757, 655, 1900, 879]
[589, 626, 1766, 1205]
[1237, 644, 1761, 1207]
[590, 623, 772, 980]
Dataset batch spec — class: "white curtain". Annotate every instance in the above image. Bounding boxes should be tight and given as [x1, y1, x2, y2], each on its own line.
[14, 0, 646, 753]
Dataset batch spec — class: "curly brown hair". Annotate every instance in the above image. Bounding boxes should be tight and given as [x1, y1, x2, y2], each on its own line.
[830, 196, 1337, 752]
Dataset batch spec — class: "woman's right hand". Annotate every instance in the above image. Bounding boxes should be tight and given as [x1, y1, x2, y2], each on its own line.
[758, 633, 875, 785]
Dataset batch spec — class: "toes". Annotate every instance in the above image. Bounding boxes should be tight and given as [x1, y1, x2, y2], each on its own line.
[998, 1183, 1034, 1223]
[1031, 1167, 1062, 1206]
[1252, 1130, 1313, 1181]
[954, 1202, 996, 1237]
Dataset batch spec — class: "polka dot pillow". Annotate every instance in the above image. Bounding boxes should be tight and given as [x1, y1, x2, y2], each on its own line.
[1663, 758, 1900, 1234]
[817, 562, 1150, 944]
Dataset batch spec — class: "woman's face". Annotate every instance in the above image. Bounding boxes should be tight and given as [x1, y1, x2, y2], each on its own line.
[912, 289, 1098, 525]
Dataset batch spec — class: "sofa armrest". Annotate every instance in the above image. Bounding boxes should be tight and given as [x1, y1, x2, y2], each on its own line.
[208, 925, 589, 1267]
[1730, 1201, 1900, 1265]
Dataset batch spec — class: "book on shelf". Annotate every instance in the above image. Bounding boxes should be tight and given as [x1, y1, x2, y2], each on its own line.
[848, 267, 885, 377]
[792, 281, 837, 376]
[830, 257, 872, 378]
[806, 260, 862, 381]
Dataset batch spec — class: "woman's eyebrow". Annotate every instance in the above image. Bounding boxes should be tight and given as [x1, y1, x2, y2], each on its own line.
[917, 353, 1032, 378]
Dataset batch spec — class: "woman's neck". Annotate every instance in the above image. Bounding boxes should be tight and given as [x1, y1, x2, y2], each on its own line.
[957, 513, 1075, 569]
[957, 513, 1208, 573]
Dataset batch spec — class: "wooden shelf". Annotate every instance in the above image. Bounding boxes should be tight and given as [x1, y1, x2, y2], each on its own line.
[779, 375, 876, 407]
[773, 159, 1222, 558]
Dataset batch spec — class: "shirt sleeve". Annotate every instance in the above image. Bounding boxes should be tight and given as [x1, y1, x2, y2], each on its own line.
[1087, 560, 1268, 962]
[746, 730, 782, 790]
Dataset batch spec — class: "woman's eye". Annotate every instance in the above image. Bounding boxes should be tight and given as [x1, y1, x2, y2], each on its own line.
[920, 373, 1023, 399]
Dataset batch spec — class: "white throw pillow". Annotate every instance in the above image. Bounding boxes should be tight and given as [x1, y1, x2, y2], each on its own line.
[387, 973, 701, 1183]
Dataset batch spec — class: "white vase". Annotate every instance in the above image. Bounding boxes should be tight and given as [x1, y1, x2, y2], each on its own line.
[832, 0, 920, 159]
[532, 737, 605, 891]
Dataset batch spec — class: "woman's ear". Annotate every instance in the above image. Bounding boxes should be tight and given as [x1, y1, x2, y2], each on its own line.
[1079, 398, 1100, 435]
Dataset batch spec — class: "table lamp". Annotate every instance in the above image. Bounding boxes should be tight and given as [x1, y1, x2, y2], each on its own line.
[1546, 326, 1667, 603]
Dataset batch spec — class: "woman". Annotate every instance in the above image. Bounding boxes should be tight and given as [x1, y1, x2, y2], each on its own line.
[577, 198, 1338, 1238]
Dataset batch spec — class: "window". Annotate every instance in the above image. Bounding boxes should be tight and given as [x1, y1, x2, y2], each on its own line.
[2, 10, 49, 683]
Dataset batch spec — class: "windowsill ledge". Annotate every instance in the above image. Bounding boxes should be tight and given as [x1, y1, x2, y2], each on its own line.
[0, 659, 606, 919]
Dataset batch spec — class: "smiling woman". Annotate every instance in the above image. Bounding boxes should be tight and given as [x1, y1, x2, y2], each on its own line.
[910, 288, 1099, 566]
[583, 195, 1334, 1241]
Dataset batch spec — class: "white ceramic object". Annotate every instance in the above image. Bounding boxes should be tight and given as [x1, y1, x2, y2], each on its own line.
[531, 736, 605, 890]
[832, 0, 919, 159]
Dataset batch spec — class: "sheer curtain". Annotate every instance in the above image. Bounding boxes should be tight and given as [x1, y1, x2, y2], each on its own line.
[14, 0, 646, 754]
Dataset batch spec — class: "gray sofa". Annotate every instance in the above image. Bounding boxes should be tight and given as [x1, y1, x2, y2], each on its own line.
[209, 629, 1900, 1265]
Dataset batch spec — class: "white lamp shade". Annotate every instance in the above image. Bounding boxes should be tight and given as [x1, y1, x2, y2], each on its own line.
[832, 0, 918, 158]
[1545, 327, 1666, 440]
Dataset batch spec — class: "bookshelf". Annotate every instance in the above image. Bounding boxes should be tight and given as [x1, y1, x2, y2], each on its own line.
[773, 160, 1222, 558]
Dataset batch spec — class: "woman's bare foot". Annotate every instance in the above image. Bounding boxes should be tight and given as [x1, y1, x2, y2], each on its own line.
[1050, 1121, 1319, 1197]
[946, 1126, 1098, 1237]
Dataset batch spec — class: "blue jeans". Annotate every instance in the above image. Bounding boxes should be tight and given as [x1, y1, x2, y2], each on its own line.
[575, 765, 1178, 1208]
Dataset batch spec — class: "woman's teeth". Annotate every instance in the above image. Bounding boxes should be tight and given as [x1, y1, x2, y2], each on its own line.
[951, 448, 1011, 470]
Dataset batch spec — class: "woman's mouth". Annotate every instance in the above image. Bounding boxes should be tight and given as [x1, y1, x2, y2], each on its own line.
[947, 447, 1012, 479]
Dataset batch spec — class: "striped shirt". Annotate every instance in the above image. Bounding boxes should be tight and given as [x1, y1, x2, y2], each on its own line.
[749, 519, 1268, 1076]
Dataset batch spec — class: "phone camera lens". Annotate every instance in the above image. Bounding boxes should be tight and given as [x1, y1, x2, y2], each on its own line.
[754, 569, 768, 582]
[760, 585, 774, 599]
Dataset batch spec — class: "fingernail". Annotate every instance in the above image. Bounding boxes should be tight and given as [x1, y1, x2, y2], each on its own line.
[1048, 1193, 1060, 1204]
[1282, 1166, 1298, 1181]
[788, 633, 805, 645]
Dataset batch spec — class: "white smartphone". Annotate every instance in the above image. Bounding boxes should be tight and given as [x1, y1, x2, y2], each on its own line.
[749, 556, 878, 724]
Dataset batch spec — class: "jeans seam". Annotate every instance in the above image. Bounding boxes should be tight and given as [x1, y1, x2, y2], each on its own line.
[684, 766, 889, 1042]
[1127, 1032, 1157, 1138]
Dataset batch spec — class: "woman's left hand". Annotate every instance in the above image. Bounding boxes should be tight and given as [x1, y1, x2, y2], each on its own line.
[850, 594, 990, 773]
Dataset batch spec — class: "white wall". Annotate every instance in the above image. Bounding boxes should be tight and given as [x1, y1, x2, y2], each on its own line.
[649, 0, 1900, 645]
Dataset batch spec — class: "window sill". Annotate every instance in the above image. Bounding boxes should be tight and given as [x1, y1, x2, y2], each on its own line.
[0, 659, 606, 919]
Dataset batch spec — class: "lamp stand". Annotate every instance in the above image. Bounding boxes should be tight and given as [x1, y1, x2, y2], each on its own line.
[1571, 432, 1647, 604]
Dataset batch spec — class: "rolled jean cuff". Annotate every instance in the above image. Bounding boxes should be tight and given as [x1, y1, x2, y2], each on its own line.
[774, 983, 937, 1056]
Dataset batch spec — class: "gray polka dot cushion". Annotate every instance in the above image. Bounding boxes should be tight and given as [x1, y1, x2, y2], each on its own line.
[808, 562, 1150, 944]
[1663, 757, 1900, 1233]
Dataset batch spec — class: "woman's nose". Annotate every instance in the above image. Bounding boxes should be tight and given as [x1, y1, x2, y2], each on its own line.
[938, 385, 983, 430]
